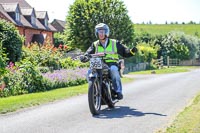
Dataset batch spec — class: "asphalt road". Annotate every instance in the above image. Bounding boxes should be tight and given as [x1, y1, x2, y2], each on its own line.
[1, 68, 200, 133]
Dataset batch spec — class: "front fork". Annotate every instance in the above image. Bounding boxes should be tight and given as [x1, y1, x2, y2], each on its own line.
[88, 69, 103, 96]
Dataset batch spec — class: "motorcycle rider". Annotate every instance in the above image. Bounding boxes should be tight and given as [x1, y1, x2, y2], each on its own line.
[80, 23, 137, 100]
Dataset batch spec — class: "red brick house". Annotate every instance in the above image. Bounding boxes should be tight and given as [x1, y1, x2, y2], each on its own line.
[51, 19, 66, 33]
[0, 0, 56, 45]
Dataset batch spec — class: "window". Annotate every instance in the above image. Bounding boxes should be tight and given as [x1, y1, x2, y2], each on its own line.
[31, 15, 36, 25]
[44, 18, 48, 27]
[15, 12, 20, 22]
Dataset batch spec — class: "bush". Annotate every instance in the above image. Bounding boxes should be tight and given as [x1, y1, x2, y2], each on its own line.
[1, 59, 50, 97]
[0, 19, 23, 62]
[137, 42, 160, 63]
[0, 41, 8, 77]
[60, 57, 89, 69]
[22, 43, 64, 70]
[53, 32, 65, 47]
[161, 32, 192, 60]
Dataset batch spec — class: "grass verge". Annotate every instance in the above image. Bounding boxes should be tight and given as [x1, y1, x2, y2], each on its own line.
[0, 77, 133, 114]
[160, 93, 200, 133]
[129, 66, 198, 74]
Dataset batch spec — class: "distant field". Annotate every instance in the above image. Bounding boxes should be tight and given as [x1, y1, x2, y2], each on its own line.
[134, 24, 200, 36]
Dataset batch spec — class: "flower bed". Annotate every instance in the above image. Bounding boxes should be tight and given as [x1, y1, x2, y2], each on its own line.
[42, 68, 88, 89]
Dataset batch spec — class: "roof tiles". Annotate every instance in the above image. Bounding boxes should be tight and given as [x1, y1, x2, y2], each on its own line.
[0, 0, 56, 32]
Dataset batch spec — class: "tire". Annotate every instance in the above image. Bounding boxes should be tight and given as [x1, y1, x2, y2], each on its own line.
[106, 82, 116, 108]
[119, 69, 123, 78]
[107, 100, 115, 108]
[88, 78, 101, 115]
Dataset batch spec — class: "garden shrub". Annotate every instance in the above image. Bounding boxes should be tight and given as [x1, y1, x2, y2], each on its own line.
[42, 68, 88, 89]
[0, 41, 8, 78]
[60, 57, 89, 69]
[1, 59, 50, 97]
[0, 19, 23, 62]
[22, 43, 63, 70]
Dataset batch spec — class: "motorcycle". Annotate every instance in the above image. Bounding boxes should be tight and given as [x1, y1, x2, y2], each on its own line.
[82, 53, 119, 115]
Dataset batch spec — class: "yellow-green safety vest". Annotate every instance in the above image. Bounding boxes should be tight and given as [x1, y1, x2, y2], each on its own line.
[94, 39, 119, 63]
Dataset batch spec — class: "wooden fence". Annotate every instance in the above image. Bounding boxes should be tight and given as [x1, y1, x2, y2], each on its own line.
[166, 56, 200, 66]
[122, 56, 200, 75]
[154, 56, 164, 69]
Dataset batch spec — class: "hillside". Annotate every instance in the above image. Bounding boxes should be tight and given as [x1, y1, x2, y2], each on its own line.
[134, 24, 200, 36]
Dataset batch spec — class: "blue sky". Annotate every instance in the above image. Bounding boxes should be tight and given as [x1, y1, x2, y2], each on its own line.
[26, 0, 200, 24]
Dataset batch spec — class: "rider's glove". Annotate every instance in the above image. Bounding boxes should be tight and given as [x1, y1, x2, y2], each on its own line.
[79, 55, 89, 62]
[131, 47, 138, 53]
[130, 47, 138, 55]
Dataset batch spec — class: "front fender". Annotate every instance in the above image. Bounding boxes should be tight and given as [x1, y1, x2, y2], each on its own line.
[88, 72, 98, 79]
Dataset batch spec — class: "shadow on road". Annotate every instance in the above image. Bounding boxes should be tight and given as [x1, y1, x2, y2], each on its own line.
[94, 106, 167, 119]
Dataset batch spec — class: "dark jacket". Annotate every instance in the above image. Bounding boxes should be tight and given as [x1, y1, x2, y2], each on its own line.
[85, 38, 134, 58]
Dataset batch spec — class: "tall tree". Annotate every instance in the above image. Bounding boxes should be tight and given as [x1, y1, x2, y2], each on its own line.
[65, 0, 134, 51]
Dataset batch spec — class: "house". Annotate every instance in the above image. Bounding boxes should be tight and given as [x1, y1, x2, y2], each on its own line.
[0, 0, 56, 45]
[51, 19, 66, 32]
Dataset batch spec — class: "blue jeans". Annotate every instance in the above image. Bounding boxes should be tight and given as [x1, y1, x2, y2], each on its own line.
[87, 65, 122, 94]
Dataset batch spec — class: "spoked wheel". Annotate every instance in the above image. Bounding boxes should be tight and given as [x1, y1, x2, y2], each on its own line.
[88, 78, 101, 115]
[107, 88, 117, 108]
[104, 81, 118, 108]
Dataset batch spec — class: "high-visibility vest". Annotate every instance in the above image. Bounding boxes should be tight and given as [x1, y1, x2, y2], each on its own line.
[94, 39, 119, 63]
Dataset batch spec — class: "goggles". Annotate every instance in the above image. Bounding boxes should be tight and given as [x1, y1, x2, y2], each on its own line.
[97, 29, 106, 34]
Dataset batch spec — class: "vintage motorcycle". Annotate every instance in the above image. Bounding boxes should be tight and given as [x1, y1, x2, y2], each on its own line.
[82, 53, 119, 115]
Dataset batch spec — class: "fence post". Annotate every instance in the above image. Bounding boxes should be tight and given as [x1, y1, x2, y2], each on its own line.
[161, 56, 163, 68]
[167, 56, 169, 68]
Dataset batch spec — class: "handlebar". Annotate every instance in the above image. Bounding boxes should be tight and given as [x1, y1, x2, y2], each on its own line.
[87, 53, 118, 61]
[77, 52, 120, 63]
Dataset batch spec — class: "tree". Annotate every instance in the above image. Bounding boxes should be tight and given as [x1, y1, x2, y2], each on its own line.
[160, 32, 199, 60]
[65, 0, 134, 51]
[178, 32, 200, 59]
[188, 21, 196, 24]
[0, 19, 23, 62]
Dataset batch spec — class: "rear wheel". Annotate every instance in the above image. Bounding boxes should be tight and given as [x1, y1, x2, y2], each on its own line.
[119, 69, 123, 78]
[107, 99, 115, 108]
[88, 78, 101, 115]
[106, 82, 116, 108]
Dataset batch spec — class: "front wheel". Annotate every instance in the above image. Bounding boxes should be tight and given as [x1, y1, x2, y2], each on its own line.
[88, 78, 101, 115]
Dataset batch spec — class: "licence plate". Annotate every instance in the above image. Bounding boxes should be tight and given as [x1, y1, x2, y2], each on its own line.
[90, 58, 102, 69]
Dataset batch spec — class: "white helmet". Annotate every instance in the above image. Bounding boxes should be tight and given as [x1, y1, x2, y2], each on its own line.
[95, 23, 110, 38]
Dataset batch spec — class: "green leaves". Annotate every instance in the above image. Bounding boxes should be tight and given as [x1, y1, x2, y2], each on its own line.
[134, 31, 200, 61]
[0, 19, 23, 62]
[0, 42, 8, 78]
[161, 31, 198, 60]
[65, 0, 134, 51]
